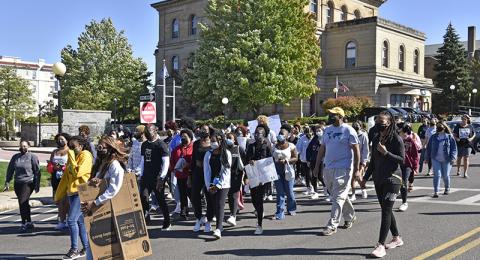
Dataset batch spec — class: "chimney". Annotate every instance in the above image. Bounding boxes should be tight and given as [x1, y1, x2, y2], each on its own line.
[468, 26, 476, 60]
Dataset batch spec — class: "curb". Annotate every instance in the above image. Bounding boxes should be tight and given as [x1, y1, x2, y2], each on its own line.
[0, 197, 54, 212]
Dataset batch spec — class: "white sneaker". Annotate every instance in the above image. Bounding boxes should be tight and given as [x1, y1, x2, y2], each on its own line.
[361, 189, 368, 199]
[226, 216, 236, 226]
[166, 193, 173, 200]
[350, 194, 356, 201]
[310, 192, 319, 200]
[267, 195, 274, 201]
[193, 219, 202, 232]
[325, 196, 331, 202]
[213, 229, 222, 239]
[173, 203, 181, 214]
[212, 216, 217, 222]
[204, 222, 212, 233]
[254, 225, 263, 235]
[399, 203, 408, 212]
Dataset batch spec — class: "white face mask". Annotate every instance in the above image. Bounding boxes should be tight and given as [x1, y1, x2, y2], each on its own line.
[211, 142, 219, 150]
[316, 130, 323, 137]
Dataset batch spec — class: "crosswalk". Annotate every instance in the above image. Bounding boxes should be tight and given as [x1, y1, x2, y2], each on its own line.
[0, 205, 58, 226]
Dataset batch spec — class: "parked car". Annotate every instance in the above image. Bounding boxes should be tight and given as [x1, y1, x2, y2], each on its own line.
[391, 107, 410, 122]
[358, 107, 401, 122]
[398, 107, 422, 122]
[446, 121, 480, 151]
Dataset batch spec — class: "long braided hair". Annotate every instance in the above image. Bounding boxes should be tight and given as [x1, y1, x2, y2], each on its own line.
[379, 110, 397, 144]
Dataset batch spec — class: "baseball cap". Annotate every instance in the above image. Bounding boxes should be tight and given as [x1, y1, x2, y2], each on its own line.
[327, 107, 345, 117]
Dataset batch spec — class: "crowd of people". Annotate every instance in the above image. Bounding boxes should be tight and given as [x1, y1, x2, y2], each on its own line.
[4, 108, 476, 259]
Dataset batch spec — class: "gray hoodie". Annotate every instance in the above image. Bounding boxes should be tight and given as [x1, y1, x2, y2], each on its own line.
[6, 152, 40, 185]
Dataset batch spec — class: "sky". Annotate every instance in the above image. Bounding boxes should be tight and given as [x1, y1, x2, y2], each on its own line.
[0, 0, 478, 76]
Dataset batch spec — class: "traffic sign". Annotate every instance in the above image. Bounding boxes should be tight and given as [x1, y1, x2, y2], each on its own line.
[139, 93, 156, 102]
[140, 102, 157, 124]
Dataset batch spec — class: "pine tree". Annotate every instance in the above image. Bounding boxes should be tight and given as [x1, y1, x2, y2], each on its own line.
[433, 23, 471, 113]
[183, 0, 321, 115]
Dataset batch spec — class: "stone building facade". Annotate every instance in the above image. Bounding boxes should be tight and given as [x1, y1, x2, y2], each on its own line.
[151, 0, 437, 120]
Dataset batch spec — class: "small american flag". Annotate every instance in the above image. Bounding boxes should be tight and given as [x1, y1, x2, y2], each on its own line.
[336, 76, 350, 92]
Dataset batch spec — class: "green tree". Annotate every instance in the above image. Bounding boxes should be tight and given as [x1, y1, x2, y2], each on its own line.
[60, 18, 151, 120]
[183, 0, 321, 115]
[0, 66, 34, 138]
[433, 23, 472, 113]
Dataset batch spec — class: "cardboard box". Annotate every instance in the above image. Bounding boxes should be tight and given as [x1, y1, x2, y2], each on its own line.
[78, 173, 152, 260]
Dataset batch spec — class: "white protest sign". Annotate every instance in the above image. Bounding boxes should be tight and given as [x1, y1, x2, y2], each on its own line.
[244, 157, 278, 188]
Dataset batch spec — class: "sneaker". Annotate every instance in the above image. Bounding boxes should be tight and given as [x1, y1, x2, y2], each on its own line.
[78, 249, 86, 257]
[254, 225, 263, 235]
[63, 248, 80, 260]
[320, 227, 337, 236]
[267, 195, 274, 201]
[162, 223, 172, 231]
[325, 196, 332, 202]
[310, 192, 319, 200]
[19, 224, 28, 233]
[55, 222, 68, 230]
[166, 193, 173, 200]
[343, 216, 356, 229]
[213, 229, 222, 239]
[303, 190, 311, 195]
[274, 212, 285, 220]
[204, 222, 212, 233]
[212, 216, 217, 222]
[361, 189, 368, 199]
[350, 194, 356, 201]
[149, 204, 159, 212]
[432, 193, 439, 198]
[464, 174, 469, 179]
[288, 211, 297, 216]
[193, 219, 202, 232]
[385, 236, 404, 249]
[371, 243, 386, 258]
[398, 203, 408, 212]
[456, 171, 461, 176]
[444, 189, 450, 195]
[226, 216, 236, 226]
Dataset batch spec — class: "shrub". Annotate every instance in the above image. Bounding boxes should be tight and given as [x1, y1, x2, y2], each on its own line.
[322, 96, 374, 119]
[22, 116, 58, 124]
[287, 116, 328, 125]
[196, 116, 245, 129]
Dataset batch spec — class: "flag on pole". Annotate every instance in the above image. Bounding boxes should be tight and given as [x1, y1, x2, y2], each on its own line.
[161, 62, 169, 79]
[336, 76, 350, 92]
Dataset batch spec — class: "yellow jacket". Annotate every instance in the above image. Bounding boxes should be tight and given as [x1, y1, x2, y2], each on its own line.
[54, 150, 93, 202]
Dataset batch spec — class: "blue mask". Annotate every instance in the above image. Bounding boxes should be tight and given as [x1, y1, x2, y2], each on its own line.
[277, 134, 286, 143]
[226, 139, 234, 147]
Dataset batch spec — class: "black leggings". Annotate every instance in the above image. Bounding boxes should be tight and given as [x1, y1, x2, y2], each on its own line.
[214, 188, 229, 230]
[310, 163, 325, 188]
[191, 173, 214, 221]
[250, 184, 265, 227]
[14, 182, 34, 224]
[177, 178, 191, 216]
[140, 179, 170, 226]
[301, 162, 317, 192]
[401, 167, 412, 203]
[228, 191, 240, 218]
[375, 177, 401, 245]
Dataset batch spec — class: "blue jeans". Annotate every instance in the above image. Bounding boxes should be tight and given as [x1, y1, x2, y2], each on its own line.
[67, 194, 92, 260]
[431, 159, 452, 193]
[274, 163, 297, 214]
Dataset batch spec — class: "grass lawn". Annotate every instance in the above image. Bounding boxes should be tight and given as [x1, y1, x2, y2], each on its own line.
[0, 162, 50, 187]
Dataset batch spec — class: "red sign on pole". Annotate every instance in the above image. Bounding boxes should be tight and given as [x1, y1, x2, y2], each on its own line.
[140, 102, 156, 124]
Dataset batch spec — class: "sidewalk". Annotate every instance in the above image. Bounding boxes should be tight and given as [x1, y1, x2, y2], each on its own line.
[2, 147, 55, 154]
[0, 186, 54, 212]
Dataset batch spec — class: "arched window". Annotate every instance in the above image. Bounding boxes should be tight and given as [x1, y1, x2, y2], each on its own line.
[382, 41, 389, 68]
[172, 19, 179, 39]
[341, 5, 348, 21]
[354, 9, 361, 19]
[414, 49, 419, 74]
[399, 45, 405, 71]
[309, 0, 318, 14]
[327, 1, 334, 23]
[345, 41, 357, 68]
[172, 56, 179, 72]
[190, 15, 197, 35]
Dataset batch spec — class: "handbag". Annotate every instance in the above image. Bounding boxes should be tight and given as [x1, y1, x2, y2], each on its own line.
[285, 161, 295, 181]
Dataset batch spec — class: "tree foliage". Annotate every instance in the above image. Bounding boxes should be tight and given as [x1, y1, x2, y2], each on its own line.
[60, 18, 151, 120]
[0, 66, 34, 137]
[433, 23, 471, 113]
[322, 96, 374, 119]
[183, 0, 321, 115]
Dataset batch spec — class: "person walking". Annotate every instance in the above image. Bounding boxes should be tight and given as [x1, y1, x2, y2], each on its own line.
[351, 121, 369, 201]
[55, 136, 93, 260]
[246, 124, 273, 235]
[225, 132, 246, 227]
[423, 118, 437, 176]
[306, 124, 325, 200]
[361, 111, 406, 258]
[49, 133, 71, 230]
[453, 114, 475, 178]
[297, 126, 313, 196]
[313, 107, 360, 236]
[204, 131, 232, 239]
[127, 125, 146, 177]
[78, 125, 97, 161]
[425, 121, 457, 198]
[398, 123, 419, 212]
[273, 126, 298, 220]
[4, 140, 41, 233]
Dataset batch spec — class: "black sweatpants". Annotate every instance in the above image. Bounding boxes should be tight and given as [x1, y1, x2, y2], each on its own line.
[301, 162, 318, 192]
[140, 178, 170, 227]
[401, 167, 412, 203]
[213, 188, 229, 230]
[14, 182, 34, 224]
[191, 173, 214, 221]
[250, 184, 265, 227]
[375, 176, 401, 245]
[177, 178, 191, 217]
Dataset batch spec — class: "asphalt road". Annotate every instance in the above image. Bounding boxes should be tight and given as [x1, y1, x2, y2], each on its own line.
[0, 157, 479, 259]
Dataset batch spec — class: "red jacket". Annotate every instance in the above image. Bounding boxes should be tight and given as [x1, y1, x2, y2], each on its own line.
[403, 135, 420, 171]
[170, 143, 193, 179]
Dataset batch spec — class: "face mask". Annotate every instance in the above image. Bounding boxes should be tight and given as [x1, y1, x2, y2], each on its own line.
[436, 127, 444, 132]
[226, 139, 234, 147]
[277, 134, 286, 143]
[57, 139, 66, 148]
[375, 123, 387, 132]
[211, 142, 219, 150]
[19, 148, 27, 154]
[181, 137, 189, 145]
[97, 149, 108, 157]
[316, 131, 323, 137]
[327, 114, 336, 125]
[352, 125, 360, 132]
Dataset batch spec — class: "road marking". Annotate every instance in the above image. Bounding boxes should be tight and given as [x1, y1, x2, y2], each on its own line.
[412, 226, 480, 260]
[456, 194, 480, 204]
[438, 237, 480, 260]
[13, 208, 57, 223]
[40, 215, 58, 222]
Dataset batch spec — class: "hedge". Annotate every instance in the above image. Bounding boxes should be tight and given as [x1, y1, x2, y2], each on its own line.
[322, 96, 374, 119]
[196, 116, 245, 129]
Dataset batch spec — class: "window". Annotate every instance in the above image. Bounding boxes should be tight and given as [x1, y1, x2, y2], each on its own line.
[341, 5, 348, 21]
[414, 49, 419, 74]
[171, 56, 179, 72]
[345, 41, 357, 68]
[190, 15, 197, 35]
[327, 1, 334, 23]
[309, 0, 317, 14]
[354, 9, 361, 19]
[390, 94, 412, 107]
[382, 41, 389, 68]
[172, 18, 179, 39]
[399, 45, 405, 71]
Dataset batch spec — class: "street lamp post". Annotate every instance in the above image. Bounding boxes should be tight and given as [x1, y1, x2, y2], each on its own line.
[473, 88, 478, 115]
[222, 97, 229, 129]
[38, 105, 45, 147]
[333, 87, 339, 99]
[449, 85, 455, 114]
[113, 98, 118, 130]
[52, 62, 66, 134]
